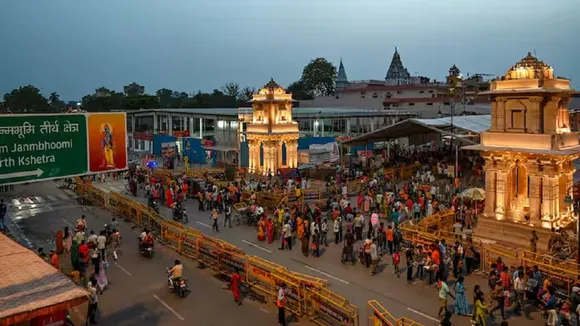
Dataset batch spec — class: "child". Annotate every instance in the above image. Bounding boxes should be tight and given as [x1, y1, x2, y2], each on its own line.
[393, 251, 401, 278]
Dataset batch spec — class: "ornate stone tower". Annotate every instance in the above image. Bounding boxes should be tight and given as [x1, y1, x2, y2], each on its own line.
[385, 47, 411, 86]
[465, 53, 579, 229]
[246, 79, 299, 175]
[335, 59, 349, 97]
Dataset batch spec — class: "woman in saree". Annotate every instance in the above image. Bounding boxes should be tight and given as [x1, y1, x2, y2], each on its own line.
[257, 218, 266, 241]
[356, 192, 363, 211]
[165, 187, 173, 208]
[95, 260, 108, 294]
[266, 218, 274, 244]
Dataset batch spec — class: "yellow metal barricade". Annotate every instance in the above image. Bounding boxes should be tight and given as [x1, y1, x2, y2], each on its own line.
[367, 301, 422, 326]
[197, 236, 222, 270]
[219, 249, 247, 279]
[306, 287, 359, 326]
[245, 256, 287, 304]
[179, 230, 201, 260]
[521, 251, 579, 296]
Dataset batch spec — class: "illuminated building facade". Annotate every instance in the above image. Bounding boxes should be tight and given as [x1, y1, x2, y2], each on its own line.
[246, 79, 299, 174]
[465, 53, 579, 229]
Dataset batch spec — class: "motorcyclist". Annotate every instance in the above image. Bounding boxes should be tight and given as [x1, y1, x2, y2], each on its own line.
[148, 195, 158, 211]
[139, 229, 153, 251]
[172, 202, 183, 219]
[167, 259, 183, 289]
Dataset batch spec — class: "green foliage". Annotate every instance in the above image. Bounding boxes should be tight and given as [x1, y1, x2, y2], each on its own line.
[2, 58, 342, 113]
[286, 81, 313, 100]
[3, 85, 50, 113]
[300, 57, 337, 97]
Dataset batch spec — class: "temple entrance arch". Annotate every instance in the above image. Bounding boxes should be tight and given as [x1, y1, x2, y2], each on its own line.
[507, 159, 529, 217]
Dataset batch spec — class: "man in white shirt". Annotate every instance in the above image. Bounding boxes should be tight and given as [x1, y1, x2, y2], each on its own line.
[513, 273, 526, 313]
[279, 221, 292, 251]
[87, 279, 99, 324]
[97, 231, 107, 261]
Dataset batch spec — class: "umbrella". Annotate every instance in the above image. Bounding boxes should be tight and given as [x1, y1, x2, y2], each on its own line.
[462, 188, 485, 201]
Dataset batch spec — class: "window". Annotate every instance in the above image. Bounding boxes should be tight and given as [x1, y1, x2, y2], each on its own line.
[427, 103, 433, 106]
[443, 102, 450, 105]
[409, 103, 415, 106]
[385, 94, 392, 98]
[419, 91, 424, 94]
[510, 109, 524, 129]
[372, 93, 378, 98]
[397, 91, 401, 94]
[428, 90, 434, 93]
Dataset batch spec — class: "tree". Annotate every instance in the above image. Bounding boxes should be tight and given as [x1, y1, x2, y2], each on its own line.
[300, 58, 337, 97]
[221, 82, 240, 99]
[239, 86, 256, 102]
[48, 92, 64, 112]
[286, 81, 312, 100]
[123, 94, 159, 110]
[156, 88, 174, 108]
[3, 85, 50, 113]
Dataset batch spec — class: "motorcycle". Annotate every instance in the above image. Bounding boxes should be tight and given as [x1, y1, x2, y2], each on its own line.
[137, 237, 155, 258]
[172, 205, 188, 223]
[148, 199, 159, 214]
[166, 268, 188, 298]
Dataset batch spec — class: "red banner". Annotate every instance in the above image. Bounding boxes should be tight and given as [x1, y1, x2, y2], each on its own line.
[30, 311, 67, 326]
[134, 132, 153, 141]
[172, 130, 190, 138]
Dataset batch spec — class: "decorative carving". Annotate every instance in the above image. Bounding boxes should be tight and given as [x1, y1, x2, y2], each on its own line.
[528, 96, 543, 103]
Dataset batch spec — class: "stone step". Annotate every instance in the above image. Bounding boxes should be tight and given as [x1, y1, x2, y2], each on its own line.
[474, 216, 552, 253]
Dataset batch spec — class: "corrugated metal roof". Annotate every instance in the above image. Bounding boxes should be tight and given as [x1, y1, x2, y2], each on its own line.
[131, 107, 416, 118]
[415, 115, 491, 133]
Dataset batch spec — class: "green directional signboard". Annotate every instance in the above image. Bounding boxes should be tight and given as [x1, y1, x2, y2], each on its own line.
[0, 114, 88, 185]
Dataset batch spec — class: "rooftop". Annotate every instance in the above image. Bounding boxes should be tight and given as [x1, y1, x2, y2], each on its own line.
[129, 107, 418, 118]
[343, 115, 491, 147]
[0, 234, 89, 325]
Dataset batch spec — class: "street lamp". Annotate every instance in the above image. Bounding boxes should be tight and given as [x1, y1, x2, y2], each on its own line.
[563, 191, 580, 268]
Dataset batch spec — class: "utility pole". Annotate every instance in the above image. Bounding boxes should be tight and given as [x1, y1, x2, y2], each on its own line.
[449, 76, 460, 189]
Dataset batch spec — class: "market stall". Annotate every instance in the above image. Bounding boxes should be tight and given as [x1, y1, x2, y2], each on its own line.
[0, 234, 89, 326]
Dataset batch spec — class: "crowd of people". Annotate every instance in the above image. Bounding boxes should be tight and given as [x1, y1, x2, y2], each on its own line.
[40, 215, 121, 324]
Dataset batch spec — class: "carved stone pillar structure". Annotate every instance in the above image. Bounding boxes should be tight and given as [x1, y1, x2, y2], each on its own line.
[528, 174, 543, 222]
[541, 175, 560, 227]
[483, 169, 496, 217]
[248, 140, 256, 173]
[527, 96, 543, 134]
[495, 170, 509, 219]
[496, 97, 507, 131]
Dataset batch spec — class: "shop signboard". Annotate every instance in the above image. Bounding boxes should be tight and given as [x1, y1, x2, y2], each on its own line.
[134, 132, 154, 141]
[161, 142, 176, 157]
[172, 130, 190, 138]
[0, 113, 127, 186]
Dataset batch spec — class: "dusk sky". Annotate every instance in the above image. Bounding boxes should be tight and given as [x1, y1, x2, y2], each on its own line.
[1, 0, 578, 101]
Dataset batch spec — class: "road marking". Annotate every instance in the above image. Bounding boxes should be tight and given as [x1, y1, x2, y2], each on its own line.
[62, 219, 73, 227]
[34, 196, 45, 203]
[241, 240, 272, 253]
[406, 308, 439, 322]
[59, 194, 70, 200]
[47, 195, 58, 201]
[196, 221, 211, 228]
[260, 307, 269, 314]
[303, 266, 350, 284]
[153, 295, 185, 321]
[114, 262, 133, 276]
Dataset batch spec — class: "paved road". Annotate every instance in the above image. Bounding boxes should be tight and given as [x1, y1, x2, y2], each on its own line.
[1, 181, 313, 326]
[88, 180, 553, 326]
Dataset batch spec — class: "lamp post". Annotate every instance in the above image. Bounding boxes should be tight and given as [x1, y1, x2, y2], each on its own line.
[449, 78, 460, 189]
[563, 190, 580, 268]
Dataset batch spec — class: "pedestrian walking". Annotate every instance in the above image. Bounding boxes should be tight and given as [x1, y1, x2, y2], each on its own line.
[231, 268, 242, 305]
[87, 279, 99, 325]
[211, 208, 219, 232]
[393, 251, 401, 278]
[224, 204, 232, 228]
[277, 283, 287, 326]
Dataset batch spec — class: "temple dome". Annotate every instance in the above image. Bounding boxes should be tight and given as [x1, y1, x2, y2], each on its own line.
[505, 52, 554, 80]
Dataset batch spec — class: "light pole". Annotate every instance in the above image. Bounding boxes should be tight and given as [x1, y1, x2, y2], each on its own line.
[449, 77, 460, 189]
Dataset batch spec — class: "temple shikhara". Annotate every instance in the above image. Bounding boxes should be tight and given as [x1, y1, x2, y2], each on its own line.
[465, 52, 579, 229]
[246, 79, 299, 175]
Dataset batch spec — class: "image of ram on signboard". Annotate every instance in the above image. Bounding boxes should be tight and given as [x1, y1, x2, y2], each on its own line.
[0, 112, 128, 186]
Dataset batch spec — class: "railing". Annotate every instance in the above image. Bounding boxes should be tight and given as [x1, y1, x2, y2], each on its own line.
[400, 211, 580, 297]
